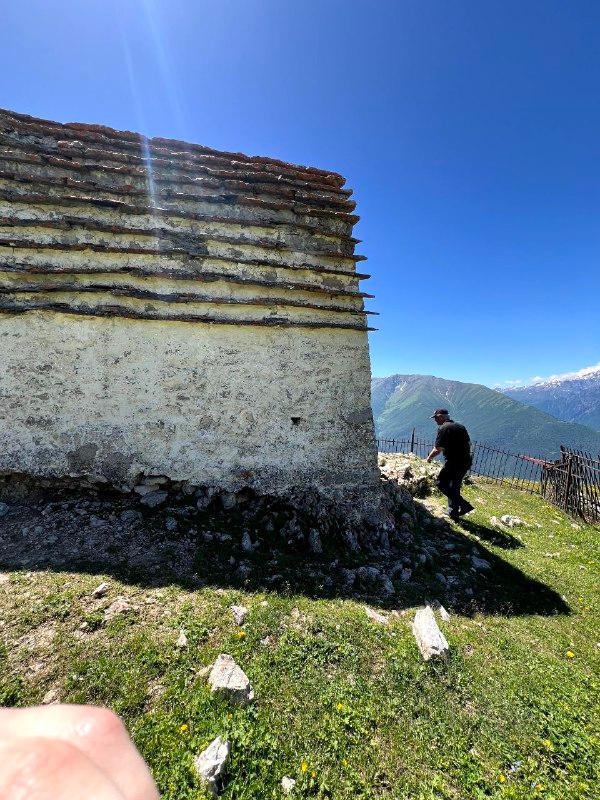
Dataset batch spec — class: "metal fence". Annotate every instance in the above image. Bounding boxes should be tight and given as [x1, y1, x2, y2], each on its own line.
[376, 432, 600, 523]
[540, 446, 600, 523]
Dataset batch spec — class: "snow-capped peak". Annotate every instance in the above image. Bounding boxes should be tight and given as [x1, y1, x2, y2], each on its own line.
[503, 363, 600, 390]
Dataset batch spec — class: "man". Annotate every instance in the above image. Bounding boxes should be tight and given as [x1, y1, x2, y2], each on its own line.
[426, 408, 475, 522]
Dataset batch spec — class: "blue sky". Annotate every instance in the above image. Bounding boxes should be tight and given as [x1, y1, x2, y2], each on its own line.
[1, 0, 598, 387]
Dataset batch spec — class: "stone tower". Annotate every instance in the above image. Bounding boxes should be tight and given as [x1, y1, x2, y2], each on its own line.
[0, 109, 384, 524]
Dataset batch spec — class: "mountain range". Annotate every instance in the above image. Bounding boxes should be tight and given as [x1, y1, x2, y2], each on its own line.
[372, 374, 600, 459]
[503, 367, 600, 432]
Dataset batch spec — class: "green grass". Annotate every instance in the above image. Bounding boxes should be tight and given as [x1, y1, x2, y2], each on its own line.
[1, 480, 599, 799]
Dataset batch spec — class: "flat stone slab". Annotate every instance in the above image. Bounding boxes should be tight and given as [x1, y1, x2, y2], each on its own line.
[208, 653, 254, 704]
[412, 606, 449, 661]
[194, 736, 230, 796]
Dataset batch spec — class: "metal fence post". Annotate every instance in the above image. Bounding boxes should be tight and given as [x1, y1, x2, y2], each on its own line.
[563, 454, 573, 513]
[410, 428, 415, 454]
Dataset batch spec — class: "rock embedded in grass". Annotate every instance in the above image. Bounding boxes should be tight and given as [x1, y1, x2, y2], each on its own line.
[103, 597, 132, 622]
[176, 629, 188, 648]
[208, 653, 254, 704]
[91, 581, 109, 599]
[41, 688, 59, 705]
[231, 604, 248, 625]
[194, 736, 230, 796]
[412, 606, 450, 661]
[500, 514, 525, 528]
[365, 606, 389, 625]
[281, 776, 297, 794]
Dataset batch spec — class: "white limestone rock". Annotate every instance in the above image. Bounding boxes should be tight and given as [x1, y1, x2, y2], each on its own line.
[41, 688, 59, 705]
[194, 736, 230, 796]
[281, 776, 297, 794]
[91, 581, 109, 599]
[231, 605, 249, 625]
[365, 606, 389, 625]
[412, 606, 449, 661]
[500, 515, 524, 528]
[208, 653, 254, 704]
[176, 629, 188, 648]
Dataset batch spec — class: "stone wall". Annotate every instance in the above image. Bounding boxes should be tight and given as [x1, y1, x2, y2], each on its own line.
[0, 109, 383, 520]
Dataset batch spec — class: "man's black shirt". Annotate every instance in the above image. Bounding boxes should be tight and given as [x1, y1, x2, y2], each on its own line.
[435, 420, 472, 467]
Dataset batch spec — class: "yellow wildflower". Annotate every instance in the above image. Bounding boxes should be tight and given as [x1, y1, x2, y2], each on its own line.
[227, 713, 233, 720]
[566, 650, 575, 658]
[301, 761, 308, 773]
[311, 771, 316, 778]
[336, 703, 344, 711]
[237, 631, 246, 638]
[542, 739, 553, 748]
[499, 775, 506, 783]
[179, 724, 188, 733]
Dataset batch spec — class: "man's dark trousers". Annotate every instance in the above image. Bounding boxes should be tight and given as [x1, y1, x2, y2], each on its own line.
[436, 462, 471, 516]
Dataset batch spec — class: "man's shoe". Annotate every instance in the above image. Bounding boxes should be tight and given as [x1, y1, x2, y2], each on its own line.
[459, 502, 474, 516]
[448, 511, 461, 522]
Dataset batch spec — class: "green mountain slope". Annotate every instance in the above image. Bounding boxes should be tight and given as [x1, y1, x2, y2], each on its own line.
[504, 369, 600, 432]
[372, 374, 600, 459]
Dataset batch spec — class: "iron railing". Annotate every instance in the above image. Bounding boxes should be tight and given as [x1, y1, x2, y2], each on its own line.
[541, 446, 600, 523]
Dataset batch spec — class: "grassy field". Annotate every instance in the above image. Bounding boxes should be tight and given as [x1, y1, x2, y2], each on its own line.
[1, 477, 599, 799]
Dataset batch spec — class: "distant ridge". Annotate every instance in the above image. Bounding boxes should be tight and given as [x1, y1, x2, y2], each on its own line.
[372, 374, 600, 459]
[503, 366, 600, 432]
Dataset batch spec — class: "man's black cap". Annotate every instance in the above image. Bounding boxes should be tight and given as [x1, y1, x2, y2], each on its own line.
[430, 408, 449, 418]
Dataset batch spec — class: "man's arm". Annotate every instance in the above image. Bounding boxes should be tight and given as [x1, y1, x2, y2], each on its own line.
[426, 447, 442, 463]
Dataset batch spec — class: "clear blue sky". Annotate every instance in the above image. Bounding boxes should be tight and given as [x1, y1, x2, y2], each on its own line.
[1, 0, 598, 387]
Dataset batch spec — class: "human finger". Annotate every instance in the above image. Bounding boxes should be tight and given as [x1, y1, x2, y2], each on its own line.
[0, 736, 126, 800]
[0, 706, 158, 800]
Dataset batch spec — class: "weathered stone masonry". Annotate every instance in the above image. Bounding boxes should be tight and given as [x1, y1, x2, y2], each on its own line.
[0, 109, 383, 521]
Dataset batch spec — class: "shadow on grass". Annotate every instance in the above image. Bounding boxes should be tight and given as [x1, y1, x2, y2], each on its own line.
[0, 483, 570, 620]
[458, 518, 525, 550]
